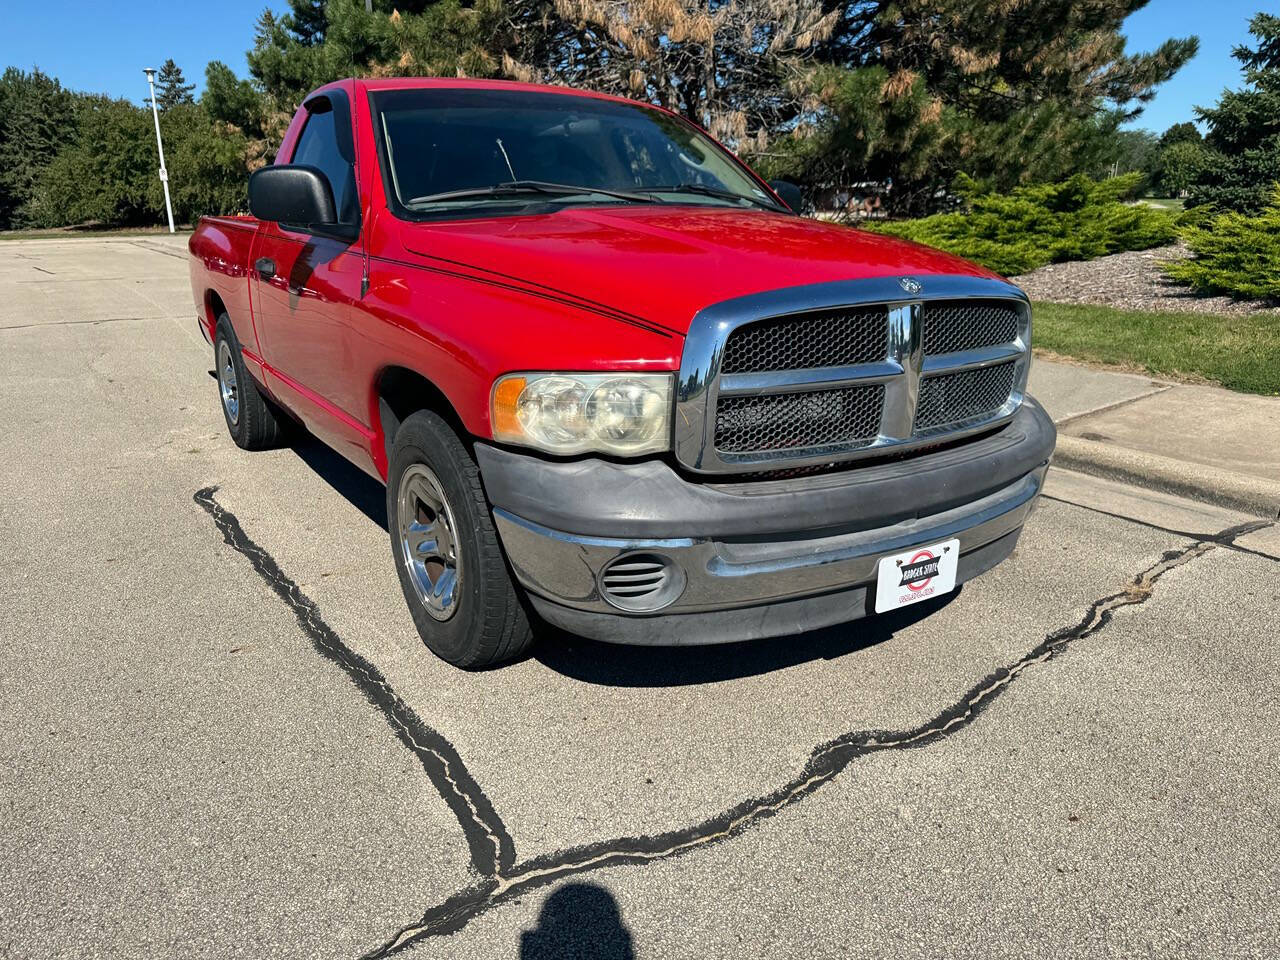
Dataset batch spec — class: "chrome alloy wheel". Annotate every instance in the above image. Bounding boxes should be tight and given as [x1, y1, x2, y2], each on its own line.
[397, 463, 462, 621]
[217, 340, 240, 425]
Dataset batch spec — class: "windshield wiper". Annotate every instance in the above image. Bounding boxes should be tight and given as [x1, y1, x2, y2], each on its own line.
[408, 180, 662, 206]
[649, 183, 782, 210]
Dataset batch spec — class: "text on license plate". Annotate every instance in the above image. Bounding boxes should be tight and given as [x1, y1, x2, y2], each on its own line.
[874, 538, 960, 614]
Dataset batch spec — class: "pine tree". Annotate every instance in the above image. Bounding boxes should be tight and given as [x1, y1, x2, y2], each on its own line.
[246, 0, 509, 111]
[1188, 12, 1280, 214]
[503, 0, 839, 145]
[750, 1, 1196, 212]
[229, 0, 1197, 214]
[0, 67, 79, 228]
[287, 0, 329, 44]
[156, 58, 196, 109]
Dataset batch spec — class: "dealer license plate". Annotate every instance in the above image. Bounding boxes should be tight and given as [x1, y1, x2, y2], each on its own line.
[874, 539, 960, 613]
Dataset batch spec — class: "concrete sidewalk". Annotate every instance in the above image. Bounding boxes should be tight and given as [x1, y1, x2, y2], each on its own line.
[1029, 358, 1280, 518]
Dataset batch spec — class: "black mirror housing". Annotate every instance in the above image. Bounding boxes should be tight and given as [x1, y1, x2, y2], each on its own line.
[248, 165, 339, 228]
[768, 179, 805, 213]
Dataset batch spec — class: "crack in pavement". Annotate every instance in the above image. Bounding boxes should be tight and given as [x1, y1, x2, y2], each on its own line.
[193, 487, 516, 877]
[192, 485, 1270, 957]
[1043, 494, 1280, 563]
[370, 522, 1270, 956]
[127, 238, 189, 260]
[0, 315, 172, 332]
[126, 241, 190, 264]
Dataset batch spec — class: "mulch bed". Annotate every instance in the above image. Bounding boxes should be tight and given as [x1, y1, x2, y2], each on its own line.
[1012, 243, 1279, 317]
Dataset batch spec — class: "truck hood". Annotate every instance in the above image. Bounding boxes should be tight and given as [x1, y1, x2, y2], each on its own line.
[398, 205, 1002, 336]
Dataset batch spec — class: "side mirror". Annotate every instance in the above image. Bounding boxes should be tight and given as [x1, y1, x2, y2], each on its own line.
[768, 179, 805, 213]
[249, 165, 355, 240]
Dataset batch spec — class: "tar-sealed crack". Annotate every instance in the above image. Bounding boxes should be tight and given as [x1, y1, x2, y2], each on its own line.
[194, 486, 1270, 957]
[194, 486, 515, 876]
[1043, 494, 1280, 562]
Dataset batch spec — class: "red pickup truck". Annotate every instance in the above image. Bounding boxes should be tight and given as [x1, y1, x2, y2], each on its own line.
[189, 77, 1055, 668]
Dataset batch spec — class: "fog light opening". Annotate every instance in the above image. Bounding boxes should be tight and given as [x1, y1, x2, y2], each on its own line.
[598, 551, 686, 613]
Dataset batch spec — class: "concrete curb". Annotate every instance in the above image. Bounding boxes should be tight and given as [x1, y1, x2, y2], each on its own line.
[1053, 435, 1280, 520]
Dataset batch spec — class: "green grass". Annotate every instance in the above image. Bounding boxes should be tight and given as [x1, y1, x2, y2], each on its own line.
[1032, 301, 1280, 395]
[1136, 197, 1186, 212]
[0, 225, 192, 241]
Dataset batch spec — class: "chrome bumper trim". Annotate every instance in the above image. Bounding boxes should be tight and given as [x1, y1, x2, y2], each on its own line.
[493, 465, 1046, 616]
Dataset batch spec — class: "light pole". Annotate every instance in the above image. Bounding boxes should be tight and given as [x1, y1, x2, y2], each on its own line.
[143, 68, 175, 233]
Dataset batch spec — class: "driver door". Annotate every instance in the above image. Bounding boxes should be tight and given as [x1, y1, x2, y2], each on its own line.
[251, 89, 366, 457]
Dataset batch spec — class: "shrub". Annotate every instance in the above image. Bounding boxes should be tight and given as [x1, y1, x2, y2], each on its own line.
[1163, 185, 1280, 302]
[25, 96, 154, 227]
[863, 173, 1178, 275]
[26, 98, 251, 228]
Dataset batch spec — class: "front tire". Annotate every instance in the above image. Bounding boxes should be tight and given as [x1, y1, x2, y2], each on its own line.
[387, 410, 534, 668]
[215, 316, 287, 450]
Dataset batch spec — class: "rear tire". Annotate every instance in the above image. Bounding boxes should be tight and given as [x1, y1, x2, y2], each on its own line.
[215, 316, 287, 450]
[387, 410, 534, 668]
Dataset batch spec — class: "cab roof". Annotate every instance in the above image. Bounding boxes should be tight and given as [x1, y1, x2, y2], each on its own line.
[324, 76, 659, 114]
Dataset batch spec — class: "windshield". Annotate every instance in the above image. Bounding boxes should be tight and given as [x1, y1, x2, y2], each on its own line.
[369, 88, 784, 216]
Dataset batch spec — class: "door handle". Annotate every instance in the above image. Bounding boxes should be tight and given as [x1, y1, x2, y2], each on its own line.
[254, 257, 276, 280]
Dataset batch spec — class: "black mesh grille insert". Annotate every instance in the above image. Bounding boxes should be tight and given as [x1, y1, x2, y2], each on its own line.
[714, 384, 884, 454]
[914, 362, 1017, 433]
[720, 307, 889, 374]
[921, 300, 1020, 356]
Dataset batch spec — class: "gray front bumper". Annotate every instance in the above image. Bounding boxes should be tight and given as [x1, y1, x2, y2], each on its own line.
[478, 399, 1055, 645]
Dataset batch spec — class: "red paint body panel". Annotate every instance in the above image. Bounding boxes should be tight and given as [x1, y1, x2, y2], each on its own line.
[396, 208, 995, 336]
[187, 215, 258, 345]
[188, 77, 998, 483]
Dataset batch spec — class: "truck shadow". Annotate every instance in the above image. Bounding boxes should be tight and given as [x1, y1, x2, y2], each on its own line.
[287, 432, 960, 685]
[533, 591, 959, 687]
[291, 433, 389, 530]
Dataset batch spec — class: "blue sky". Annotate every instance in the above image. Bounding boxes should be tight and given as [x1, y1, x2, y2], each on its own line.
[0, 0, 1263, 133]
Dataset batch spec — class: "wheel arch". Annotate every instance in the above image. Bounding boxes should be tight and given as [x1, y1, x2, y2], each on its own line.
[204, 289, 228, 333]
[372, 365, 469, 480]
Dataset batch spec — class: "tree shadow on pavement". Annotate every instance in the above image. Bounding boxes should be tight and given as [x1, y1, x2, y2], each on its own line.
[520, 883, 635, 960]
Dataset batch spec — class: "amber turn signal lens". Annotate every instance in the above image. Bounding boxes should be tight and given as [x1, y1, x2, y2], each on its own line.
[491, 375, 527, 439]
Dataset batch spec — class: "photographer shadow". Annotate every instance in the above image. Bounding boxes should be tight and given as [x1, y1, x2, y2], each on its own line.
[520, 883, 634, 960]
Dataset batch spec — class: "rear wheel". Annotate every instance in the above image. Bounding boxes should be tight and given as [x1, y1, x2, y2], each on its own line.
[215, 316, 287, 450]
[387, 409, 534, 668]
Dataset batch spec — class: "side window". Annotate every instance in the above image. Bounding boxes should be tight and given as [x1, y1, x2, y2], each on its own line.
[291, 101, 356, 224]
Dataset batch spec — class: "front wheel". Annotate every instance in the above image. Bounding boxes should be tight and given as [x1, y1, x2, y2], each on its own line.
[387, 410, 534, 668]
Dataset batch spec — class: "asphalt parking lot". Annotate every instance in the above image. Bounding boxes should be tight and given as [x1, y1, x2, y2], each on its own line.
[2, 235, 1278, 959]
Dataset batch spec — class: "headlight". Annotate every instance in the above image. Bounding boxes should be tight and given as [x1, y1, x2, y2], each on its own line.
[491, 372, 673, 456]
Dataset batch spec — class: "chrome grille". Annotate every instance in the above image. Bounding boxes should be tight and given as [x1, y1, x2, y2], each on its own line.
[922, 300, 1020, 356]
[675, 276, 1031, 474]
[720, 307, 888, 373]
[914, 362, 1018, 433]
[714, 384, 885, 453]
